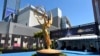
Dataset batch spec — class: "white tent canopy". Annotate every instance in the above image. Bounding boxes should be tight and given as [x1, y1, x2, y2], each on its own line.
[58, 35, 98, 40]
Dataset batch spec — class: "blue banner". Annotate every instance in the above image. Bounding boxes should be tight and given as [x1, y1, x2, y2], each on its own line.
[5, 7, 15, 18]
[3, 0, 20, 22]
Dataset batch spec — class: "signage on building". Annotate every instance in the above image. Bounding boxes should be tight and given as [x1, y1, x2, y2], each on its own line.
[5, 8, 15, 18]
[3, 0, 20, 22]
[4, 8, 15, 22]
[50, 23, 97, 38]
[76, 24, 97, 35]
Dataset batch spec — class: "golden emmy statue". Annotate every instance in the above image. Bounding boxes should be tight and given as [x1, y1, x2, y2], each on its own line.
[37, 12, 52, 49]
[34, 7, 60, 56]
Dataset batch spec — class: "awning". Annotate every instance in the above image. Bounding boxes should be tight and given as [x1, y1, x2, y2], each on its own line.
[58, 35, 98, 40]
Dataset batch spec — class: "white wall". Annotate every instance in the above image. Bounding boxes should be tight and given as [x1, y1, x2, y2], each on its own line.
[49, 8, 62, 18]
[10, 23, 40, 36]
[0, 22, 41, 36]
[29, 10, 40, 27]
[0, 22, 8, 34]
[18, 10, 30, 26]
[18, 8, 44, 27]
[29, 10, 44, 27]
[17, 6, 62, 28]
[47, 8, 62, 28]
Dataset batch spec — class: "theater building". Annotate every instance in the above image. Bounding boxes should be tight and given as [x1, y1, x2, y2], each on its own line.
[50, 22, 100, 52]
[50, 0, 100, 52]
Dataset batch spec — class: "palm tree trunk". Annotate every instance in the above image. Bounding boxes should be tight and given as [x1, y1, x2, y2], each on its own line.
[36, 38, 40, 50]
[40, 38, 43, 49]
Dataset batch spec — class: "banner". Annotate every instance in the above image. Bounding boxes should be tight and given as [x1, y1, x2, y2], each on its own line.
[50, 23, 97, 38]
[5, 8, 15, 18]
[5, 0, 16, 18]
[3, 0, 20, 22]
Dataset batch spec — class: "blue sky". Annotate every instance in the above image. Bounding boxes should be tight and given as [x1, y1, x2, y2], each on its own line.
[0, 0, 94, 26]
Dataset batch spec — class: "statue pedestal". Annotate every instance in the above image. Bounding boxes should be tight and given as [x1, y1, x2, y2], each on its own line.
[37, 49, 61, 56]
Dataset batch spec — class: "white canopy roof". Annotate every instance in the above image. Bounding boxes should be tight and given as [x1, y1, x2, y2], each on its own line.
[58, 35, 98, 40]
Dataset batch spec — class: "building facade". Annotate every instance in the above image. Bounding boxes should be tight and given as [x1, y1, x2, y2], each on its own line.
[48, 8, 62, 29]
[17, 5, 63, 29]
[18, 5, 44, 27]
[0, 22, 41, 48]
[0, 5, 65, 49]
[61, 16, 71, 29]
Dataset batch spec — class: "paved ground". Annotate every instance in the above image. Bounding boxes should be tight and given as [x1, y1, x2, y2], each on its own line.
[0, 50, 100, 56]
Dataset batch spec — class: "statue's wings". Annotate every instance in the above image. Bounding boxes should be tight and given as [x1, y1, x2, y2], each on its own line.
[48, 12, 53, 25]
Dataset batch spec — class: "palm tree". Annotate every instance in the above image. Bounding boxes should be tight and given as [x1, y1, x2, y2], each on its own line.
[34, 31, 43, 50]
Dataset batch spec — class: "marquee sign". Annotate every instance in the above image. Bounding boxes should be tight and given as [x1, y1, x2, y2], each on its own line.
[50, 23, 98, 38]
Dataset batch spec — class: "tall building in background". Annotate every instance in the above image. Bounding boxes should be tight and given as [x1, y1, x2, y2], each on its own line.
[61, 16, 71, 29]
[49, 8, 62, 29]
[2, 0, 20, 22]
[92, 0, 100, 24]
